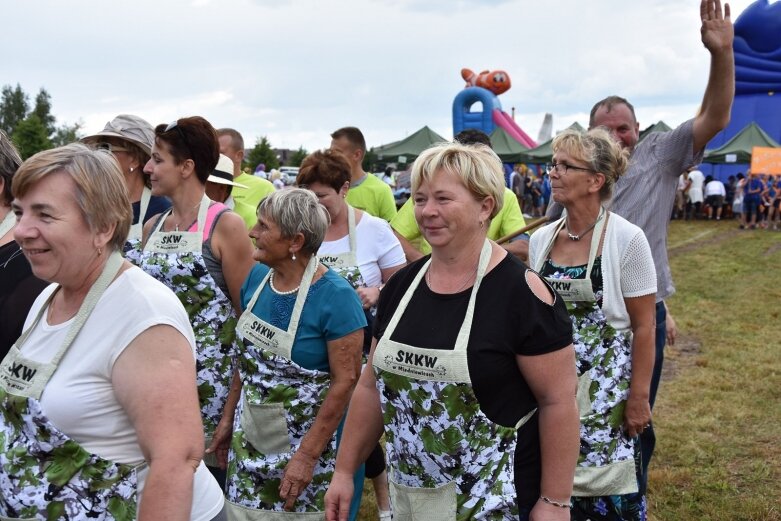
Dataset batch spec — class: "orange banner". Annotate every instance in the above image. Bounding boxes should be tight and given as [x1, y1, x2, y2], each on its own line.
[750, 147, 781, 175]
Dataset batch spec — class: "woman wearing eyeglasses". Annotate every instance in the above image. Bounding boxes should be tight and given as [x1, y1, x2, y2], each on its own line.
[126, 116, 255, 487]
[82, 114, 171, 252]
[529, 128, 657, 520]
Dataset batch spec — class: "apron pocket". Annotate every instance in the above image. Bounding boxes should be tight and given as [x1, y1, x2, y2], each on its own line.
[576, 372, 593, 419]
[241, 402, 291, 455]
[390, 479, 457, 521]
[226, 500, 325, 520]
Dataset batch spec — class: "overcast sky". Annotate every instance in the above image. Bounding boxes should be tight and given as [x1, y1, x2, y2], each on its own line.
[1, 0, 760, 154]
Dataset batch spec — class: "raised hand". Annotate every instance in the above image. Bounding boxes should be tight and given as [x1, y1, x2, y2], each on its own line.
[701, 0, 734, 53]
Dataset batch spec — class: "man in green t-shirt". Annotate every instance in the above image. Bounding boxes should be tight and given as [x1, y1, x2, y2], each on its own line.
[330, 126, 396, 222]
[217, 128, 275, 212]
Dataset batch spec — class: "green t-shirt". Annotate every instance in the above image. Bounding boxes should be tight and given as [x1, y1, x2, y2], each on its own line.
[230, 197, 258, 229]
[345, 173, 397, 222]
[390, 187, 526, 254]
[233, 173, 275, 211]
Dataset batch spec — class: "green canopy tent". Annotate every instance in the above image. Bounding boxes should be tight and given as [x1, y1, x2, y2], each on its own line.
[489, 126, 530, 162]
[519, 122, 585, 164]
[702, 122, 780, 164]
[374, 126, 448, 164]
[639, 120, 672, 141]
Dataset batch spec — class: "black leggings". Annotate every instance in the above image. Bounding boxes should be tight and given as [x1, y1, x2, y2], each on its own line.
[365, 443, 386, 479]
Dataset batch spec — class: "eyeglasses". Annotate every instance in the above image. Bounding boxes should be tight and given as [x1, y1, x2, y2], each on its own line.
[545, 162, 595, 175]
[163, 119, 192, 157]
[95, 142, 130, 154]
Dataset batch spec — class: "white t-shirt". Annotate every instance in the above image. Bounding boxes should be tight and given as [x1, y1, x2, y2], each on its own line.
[21, 266, 224, 520]
[688, 170, 705, 203]
[319, 211, 405, 287]
[705, 180, 726, 197]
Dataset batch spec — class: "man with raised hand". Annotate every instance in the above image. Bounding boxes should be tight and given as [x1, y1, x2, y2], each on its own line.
[569, 0, 735, 495]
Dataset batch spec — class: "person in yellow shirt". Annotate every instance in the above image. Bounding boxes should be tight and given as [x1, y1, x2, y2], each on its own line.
[216, 128, 275, 211]
[392, 129, 529, 262]
[330, 127, 397, 222]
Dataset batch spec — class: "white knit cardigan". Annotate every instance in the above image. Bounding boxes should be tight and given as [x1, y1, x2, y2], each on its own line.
[529, 212, 657, 333]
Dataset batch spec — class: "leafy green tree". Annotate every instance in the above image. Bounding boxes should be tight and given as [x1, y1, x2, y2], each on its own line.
[245, 136, 279, 171]
[288, 146, 308, 167]
[33, 88, 56, 137]
[13, 114, 52, 159]
[51, 121, 83, 147]
[0, 84, 29, 136]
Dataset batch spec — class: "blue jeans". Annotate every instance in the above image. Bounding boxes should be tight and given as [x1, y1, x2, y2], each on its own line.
[638, 301, 666, 495]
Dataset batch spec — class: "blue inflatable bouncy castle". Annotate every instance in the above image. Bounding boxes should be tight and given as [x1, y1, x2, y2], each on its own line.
[704, 0, 781, 179]
[452, 84, 537, 148]
[453, 87, 502, 135]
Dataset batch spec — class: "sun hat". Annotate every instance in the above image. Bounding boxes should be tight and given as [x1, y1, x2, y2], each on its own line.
[207, 154, 247, 188]
[81, 114, 155, 156]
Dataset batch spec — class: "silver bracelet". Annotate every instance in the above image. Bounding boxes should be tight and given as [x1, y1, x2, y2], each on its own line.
[540, 496, 571, 509]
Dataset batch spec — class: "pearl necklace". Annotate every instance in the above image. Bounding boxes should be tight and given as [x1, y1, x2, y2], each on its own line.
[269, 270, 300, 295]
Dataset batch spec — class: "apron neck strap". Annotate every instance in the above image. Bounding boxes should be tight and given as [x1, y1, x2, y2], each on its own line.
[15, 251, 125, 366]
[346, 205, 357, 255]
[153, 194, 211, 234]
[0, 210, 15, 238]
[384, 239, 493, 353]
[137, 187, 152, 225]
[246, 254, 320, 337]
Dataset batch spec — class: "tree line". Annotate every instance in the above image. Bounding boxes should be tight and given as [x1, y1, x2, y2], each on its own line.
[0, 84, 81, 159]
[0, 84, 326, 171]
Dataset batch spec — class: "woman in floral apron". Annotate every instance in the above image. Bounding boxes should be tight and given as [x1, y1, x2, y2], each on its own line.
[80, 114, 171, 253]
[126, 117, 255, 486]
[208, 189, 366, 520]
[2, 144, 224, 520]
[326, 142, 580, 521]
[296, 150, 406, 520]
[529, 128, 657, 520]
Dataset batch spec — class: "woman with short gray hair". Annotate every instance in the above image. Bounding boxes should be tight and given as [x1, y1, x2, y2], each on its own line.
[208, 188, 366, 518]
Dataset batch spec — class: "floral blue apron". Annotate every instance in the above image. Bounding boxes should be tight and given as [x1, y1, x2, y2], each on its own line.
[0, 253, 143, 520]
[534, 210, 644, 519]
[227, 256, 336, 520]
[372, 240, 527, 520]
[125, 195, 237, 464]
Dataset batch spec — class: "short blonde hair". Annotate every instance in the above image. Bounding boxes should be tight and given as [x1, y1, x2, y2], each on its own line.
[411, 142, 504, 219]
[13, 143, 132, 252]
[552, 127, 629, 201]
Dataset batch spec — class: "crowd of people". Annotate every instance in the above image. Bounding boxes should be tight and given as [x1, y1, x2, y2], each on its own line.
[674, 168, 780, 229]
[0, 1, 737, 520]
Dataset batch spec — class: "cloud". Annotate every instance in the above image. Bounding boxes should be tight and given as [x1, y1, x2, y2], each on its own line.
[1, 0, 760, 153]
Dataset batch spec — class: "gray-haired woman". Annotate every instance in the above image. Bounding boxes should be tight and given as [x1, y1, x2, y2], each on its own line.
[207, 188, 366, 518]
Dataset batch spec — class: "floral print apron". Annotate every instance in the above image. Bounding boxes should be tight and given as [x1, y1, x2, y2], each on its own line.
[372, 240, 526, 521]
[227, 256, 334, 519]
[0, 253, 143, 520]
[534, 211, 645, 519]
[126, 195, 237, 463]
[123, 186, 150, 255]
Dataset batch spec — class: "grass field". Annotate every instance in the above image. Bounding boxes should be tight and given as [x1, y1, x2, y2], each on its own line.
[355, 219, 781, 520]
[648, 220, 781, 520]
